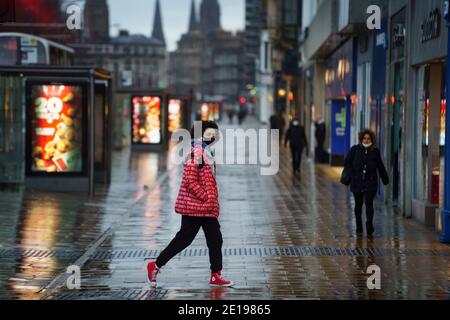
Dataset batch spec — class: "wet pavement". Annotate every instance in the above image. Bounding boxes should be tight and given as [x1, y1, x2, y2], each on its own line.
[0, 117, 449, 300]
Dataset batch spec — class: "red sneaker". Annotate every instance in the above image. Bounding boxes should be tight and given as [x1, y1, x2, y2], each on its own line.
[147, 262, 160, 286]
[210, 272, 234, 287]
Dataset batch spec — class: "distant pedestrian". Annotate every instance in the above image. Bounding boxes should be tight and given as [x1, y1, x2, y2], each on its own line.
[341, 129, 389, 236]
[226, 105, 235, 124]
[315, 118, 327, 163]
[270, 114, 280, 131]
[147, 121, 234, 287]
[284, 118, 308, 177]
[237, 106, 247, 125]
[279, 113, 287, 143]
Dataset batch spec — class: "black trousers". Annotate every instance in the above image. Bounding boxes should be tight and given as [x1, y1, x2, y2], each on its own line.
[290, 147, 304, 172]
[353, 191, 376, 229]
[156, 216, 223, 273]
[316, 139, 325, 163]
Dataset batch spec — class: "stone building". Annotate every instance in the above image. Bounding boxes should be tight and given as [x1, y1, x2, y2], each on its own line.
[83, 0, 110, 43]
[72, 0, 167, 91]
[169, 0, 244, 102]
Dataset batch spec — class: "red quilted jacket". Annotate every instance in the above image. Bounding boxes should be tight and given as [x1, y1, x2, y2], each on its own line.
[175, 145, 220, 218]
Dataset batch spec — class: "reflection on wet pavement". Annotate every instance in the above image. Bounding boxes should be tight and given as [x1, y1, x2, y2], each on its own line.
[0, 148, 166, 299]
[0, 118, 449, 300]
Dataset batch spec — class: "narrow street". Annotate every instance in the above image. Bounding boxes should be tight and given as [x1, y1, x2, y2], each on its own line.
[0, 118, 448, 300]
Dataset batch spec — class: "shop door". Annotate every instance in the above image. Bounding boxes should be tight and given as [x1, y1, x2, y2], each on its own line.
[392, 62, 404, 203]
[0, 76, 24, 183]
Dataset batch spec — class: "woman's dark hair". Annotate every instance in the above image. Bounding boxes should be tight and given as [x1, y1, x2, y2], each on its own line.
[359, 129, 376, 145]
[190, 121, 219, 139]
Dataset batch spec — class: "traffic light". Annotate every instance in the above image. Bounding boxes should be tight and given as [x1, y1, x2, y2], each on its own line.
[239, 97, 247, 104]
[0, 0, 15, 23]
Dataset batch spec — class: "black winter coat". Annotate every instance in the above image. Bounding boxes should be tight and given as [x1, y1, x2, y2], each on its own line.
[285, 124, 308, 149]
[344, 145, 389, 193]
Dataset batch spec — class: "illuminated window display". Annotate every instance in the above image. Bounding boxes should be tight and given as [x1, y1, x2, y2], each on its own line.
[200, 102, 221, 121]
[132, 96, 162, 144]
[168, 99, 183, 133]
[29, 84, 84, 173]
[414, 64, 446, 206]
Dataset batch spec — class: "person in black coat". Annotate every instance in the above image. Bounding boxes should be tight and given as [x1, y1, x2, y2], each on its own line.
[284, 118, 309, 177]
[314, 118, 326, 163]
[342, 129, 389, 236]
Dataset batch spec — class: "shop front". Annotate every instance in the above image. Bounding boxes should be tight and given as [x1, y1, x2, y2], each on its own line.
[324, 39, 355, 166]
[408, 0, 448, 228]
[354, 18, 388, 157]
[387, 6, 407, 208]
[371, 18, 389, 168]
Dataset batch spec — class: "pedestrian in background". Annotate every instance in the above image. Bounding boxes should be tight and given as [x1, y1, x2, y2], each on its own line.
[279, 112, 287, 144]
[284, 118, 308, 177]
[226, 104, 235, 124]
[147, 121, 234, 287]
[237, 105, 248, 125]
[341, 129, 389, 236]
[270, 114, 280, 131]
[314, 117, 327, 163]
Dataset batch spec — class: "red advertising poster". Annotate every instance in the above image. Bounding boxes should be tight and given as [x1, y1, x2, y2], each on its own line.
[168, 99, 182, 133]
[30, 85, 83, 173]
[132, 96, 161, 144]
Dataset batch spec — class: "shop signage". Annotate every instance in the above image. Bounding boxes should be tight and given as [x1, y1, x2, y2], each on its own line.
[421, 9, 441, 43]
[376, 32, 387, 49]
[20, 37, 38, 64]
[393, 24, 406, 47]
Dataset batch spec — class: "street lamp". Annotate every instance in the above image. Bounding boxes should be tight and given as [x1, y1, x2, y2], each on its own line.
[440, 0, 450, 243]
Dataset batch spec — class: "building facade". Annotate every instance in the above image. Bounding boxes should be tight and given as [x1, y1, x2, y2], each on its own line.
[73, 0, 167, 91]
[83, 0, 110, 43]
[404, 0, 448, 230]
[285, 0, 450, 235]
[169, 0, 244, 103]
[257, 0, 302, 126]
[244, 0, 264, 88]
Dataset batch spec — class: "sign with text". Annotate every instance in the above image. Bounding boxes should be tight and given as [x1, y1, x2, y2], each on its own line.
[29, 84, 84, 173]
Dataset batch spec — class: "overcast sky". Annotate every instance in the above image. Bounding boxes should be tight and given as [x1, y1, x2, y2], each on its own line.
[107, 0, 245, 51]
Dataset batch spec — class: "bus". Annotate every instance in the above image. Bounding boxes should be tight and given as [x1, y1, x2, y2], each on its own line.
[0, 32, 74, 66]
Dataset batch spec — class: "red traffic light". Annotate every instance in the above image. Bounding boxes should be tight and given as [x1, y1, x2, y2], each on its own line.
[240, 97, 247, 104]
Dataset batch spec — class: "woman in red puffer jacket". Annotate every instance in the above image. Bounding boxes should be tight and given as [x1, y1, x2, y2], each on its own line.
[146, 121, 234, 287]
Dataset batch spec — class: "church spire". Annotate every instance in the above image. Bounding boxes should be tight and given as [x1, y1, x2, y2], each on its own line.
[84, 0, 110, 42]
[151, 0, 166, 45]
[188, 0, 198, 32]
[199, 0, 221, 34]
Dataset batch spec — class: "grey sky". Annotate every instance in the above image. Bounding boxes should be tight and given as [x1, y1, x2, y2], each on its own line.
[107, 0, 245, 51]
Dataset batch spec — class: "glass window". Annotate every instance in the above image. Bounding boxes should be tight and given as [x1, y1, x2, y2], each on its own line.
[0, 37, 19, 65]
[414, 64, 446, 206]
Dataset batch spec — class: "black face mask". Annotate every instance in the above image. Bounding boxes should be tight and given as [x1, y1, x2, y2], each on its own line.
[203, 137, 215, 146]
